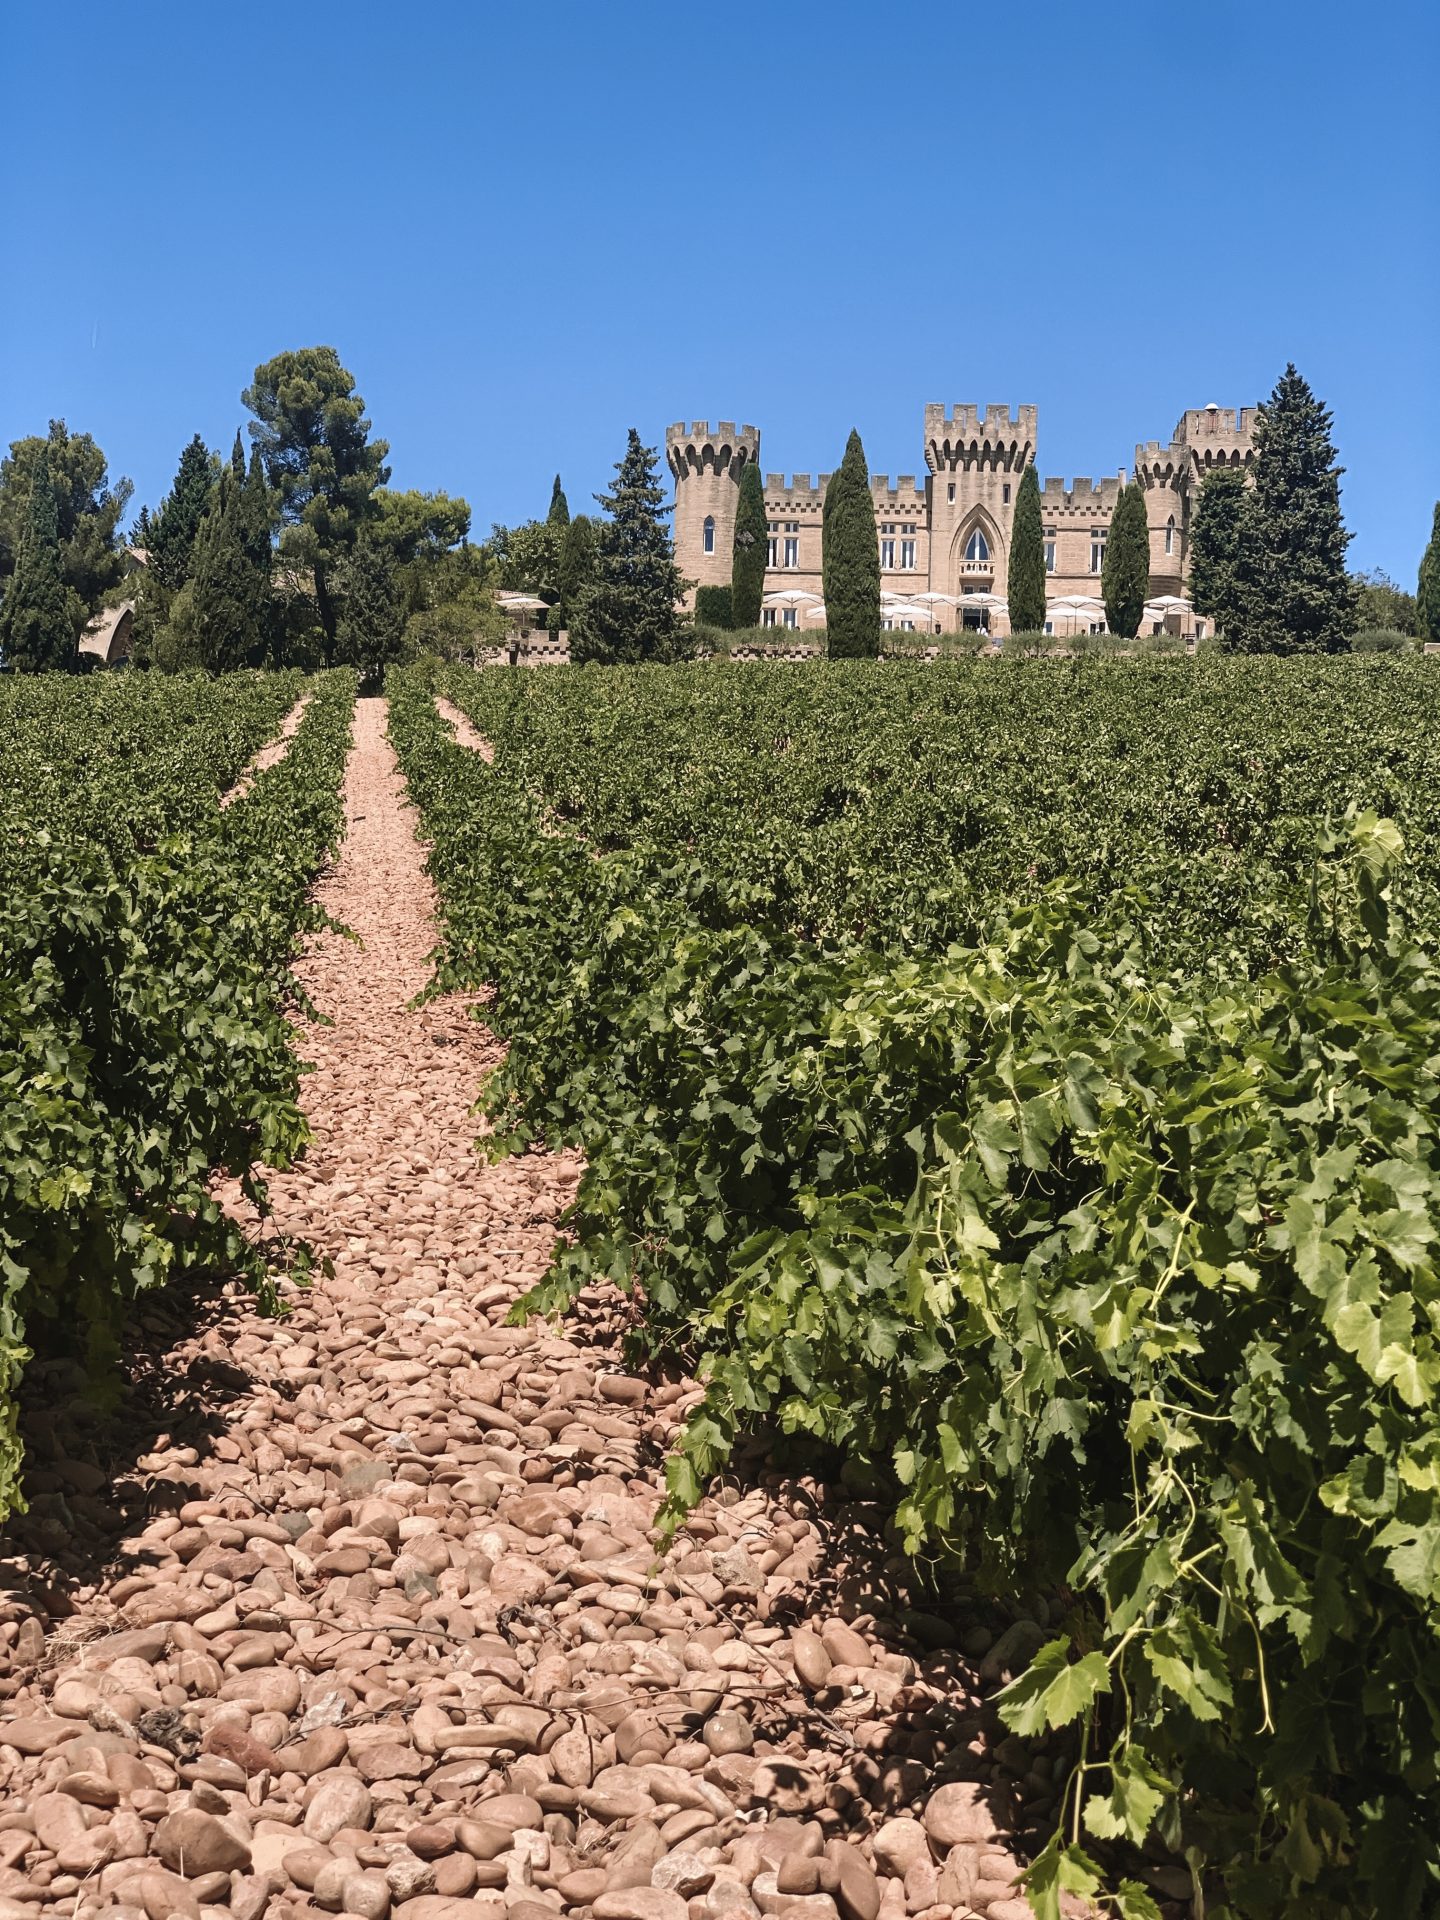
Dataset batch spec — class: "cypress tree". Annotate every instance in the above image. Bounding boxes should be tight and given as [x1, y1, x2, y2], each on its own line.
[822, 429, 881, 659]
[148, 435, 216, 588]
[1417, 500, 1440, 645]
[571, 430, 687, 665]
[334, 535, 407, 690]
[1006, 463, 1046, 634]
[230, 429, 247, 484]
[0, 448, 73, 671]
[548, 474, 570, 528]
[1246, 364, 1353, 654]
[555, 513, 597, 633]
[190, 470, 270, 674]
[1102, 481, 1151, 639]
[731, 459, 768, 630]
[1189, 467, 1254, 647]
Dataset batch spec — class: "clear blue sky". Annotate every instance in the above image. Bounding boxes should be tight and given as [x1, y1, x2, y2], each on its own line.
[3, 1, 1436, 581]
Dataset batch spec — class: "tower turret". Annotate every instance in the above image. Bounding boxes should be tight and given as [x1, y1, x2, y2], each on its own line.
[666, 420, 761, 601]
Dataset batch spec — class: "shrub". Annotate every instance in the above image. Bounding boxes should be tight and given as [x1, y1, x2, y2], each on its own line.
[695, 584, 734, 630]
[1350, 627, 1417, 653]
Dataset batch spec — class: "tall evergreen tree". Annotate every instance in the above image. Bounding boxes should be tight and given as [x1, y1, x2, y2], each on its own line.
[0, 448, 73, 671]
[570, 430, 687, 665]
[1102, 481, 1151, 639]
[189, 469, 271, 674]
[230, 430, 247, 483]
[1189, 467, 1254, 646]
[1245, 364, 1353, 654]
[731, 459, 768, 630]
[243, 347, 390, 656]
[1417, 500, 1440, 645]
[547, 474, 570, 528]
[1006, 463, 1047, 634]
[0, 421, 132, 629]
[333, 535, 407, 690]
[555, 513, 597, 632]
[822, 429, 881, 659]
[147, 434, 216, 588]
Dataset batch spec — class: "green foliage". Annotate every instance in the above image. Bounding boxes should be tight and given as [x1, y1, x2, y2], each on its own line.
[391, 655, 1440, 1918]
[822, 429, 881, 658]
[487, 518, 561, 600]
[547, 473, 570, 528]
[1418, 501, 1440, 645]
[555, 514, 598, 634]
[189, 462, 273, 673]
[1351, 627, 1417, 654]
[1351, 567, 1418, 637]
[1245, 364, 1354, 654]
[1189, 467, 1253, 644]
[243, 347, 391, 654]
[694, 584, 733, 629]
[333, 535, 407, 690]
[147, 434, 217, 590]
[0, 670, 355, 1511]
[1102, 481, 1150, 639]
[0, 448, 74, 672]
[731, 459, 768, 631]
[1007, 463, 1047, 635]
[374, 489, 471, 566]
[0, 420, 133, 637]
[570, 429, 688, 665]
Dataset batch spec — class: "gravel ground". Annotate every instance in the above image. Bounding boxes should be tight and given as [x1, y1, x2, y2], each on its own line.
[0, 699, 1071, 1920]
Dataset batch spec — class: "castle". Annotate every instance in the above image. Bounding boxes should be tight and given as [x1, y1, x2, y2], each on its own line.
[666, 402, 1258, 638]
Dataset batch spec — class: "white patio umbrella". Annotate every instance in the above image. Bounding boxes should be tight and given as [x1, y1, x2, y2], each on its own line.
[762, 588, 823, 608]
[911, 592, 958, 608]
[1145, 594, 1191, 614]
[497, 592, 548, 613]
[801, 602, 828, 622]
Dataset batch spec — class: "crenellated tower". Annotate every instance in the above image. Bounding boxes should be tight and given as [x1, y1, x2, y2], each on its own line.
[923, 404, 1037, 597]
[666, 420, 761, 601]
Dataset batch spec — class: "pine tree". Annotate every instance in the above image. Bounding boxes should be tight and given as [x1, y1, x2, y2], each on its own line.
[1189, 467, 1254, 647]
[0, 448, 73, 671]
[190, 470, 271, 674]
[1417, 500, 1440, 645]
[1006, 463, 1046, 634]
[230, 430, 247, 484]
[822, 430, 881, 659]
[1102, 481, 1151, 639]
[148, 435, 216, 589]
[731, 459, 768, 630]
[570, 430, 688, 665]
[1246, 364, 1354, 654]
[334, 535, 407, 690]
[548, 474, 570, 529]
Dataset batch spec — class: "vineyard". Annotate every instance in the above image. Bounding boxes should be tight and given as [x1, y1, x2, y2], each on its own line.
[389, 656, 1440, 1916]
[0, 670, 356, 1511]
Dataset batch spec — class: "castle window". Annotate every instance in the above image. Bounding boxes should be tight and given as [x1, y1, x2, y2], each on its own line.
[783, 537, 799, 568]
[1003, 484, 1011, 505]
[947, 483, 956, 504]
[767, 536, 777, 566]
[1165, 515, 1175, 556]
[785, 521, 800, 534]
[1090, 530, 1107, 573]
[902, 522, 916, 534]
[1044, 537, 1056, 573]
[782, 608, 798, 628]
[901, 539, 916, 570]
[703, 515, 715, 555]
[880, 537, 895, 569]
[965, 528, 990, 563]
[762, 607, 777, 627]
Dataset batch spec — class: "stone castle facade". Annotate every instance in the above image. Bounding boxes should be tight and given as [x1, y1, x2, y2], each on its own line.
[666, 402, 1258, 637]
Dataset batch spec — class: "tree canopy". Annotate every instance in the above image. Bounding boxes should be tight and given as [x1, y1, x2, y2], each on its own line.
[1243, 364, 1353, 654]
[333, 534, 408, 690]
[570, 430, 687, 665]
[0, 447, 73, 671]
[548, 474, 570, 528]
[731, 460, 768, 630]
[1189, 467, 1253, 644]
[190, 467, 271, 673]
[243, 347, 390, 651]
[1417, 502, 1440, 645]
[0, 420, 132, 636]
[147, 435, 217, 589]
[1102, 481, 1150, 639]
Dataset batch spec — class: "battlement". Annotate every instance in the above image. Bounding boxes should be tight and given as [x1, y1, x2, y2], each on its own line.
[925, 402, 1037, 472]
[666, 420, 761, 481]
[764, 473, 826, 502]
[1134, 439, 1184, 485]
[1175, 405, 1261, 442]
[1040, 474, 1126, 514]
[870, 474, 927, 505]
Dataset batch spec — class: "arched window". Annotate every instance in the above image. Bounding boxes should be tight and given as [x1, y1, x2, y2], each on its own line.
[965, 528, 990, 563]
[703, 515, 715, 555]
[1165, 515, 1175, 556]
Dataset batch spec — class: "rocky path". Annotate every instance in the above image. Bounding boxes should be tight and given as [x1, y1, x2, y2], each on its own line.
[0, 700, 1056, 1920]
